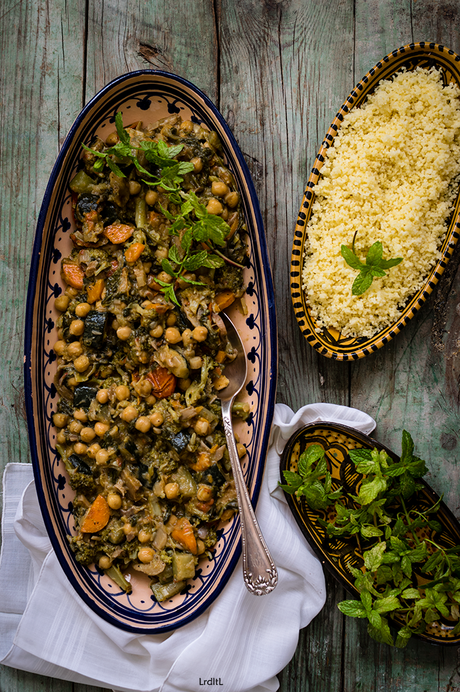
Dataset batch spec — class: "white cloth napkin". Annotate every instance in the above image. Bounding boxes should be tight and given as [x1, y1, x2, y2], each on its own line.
[0, 403, 375, 692]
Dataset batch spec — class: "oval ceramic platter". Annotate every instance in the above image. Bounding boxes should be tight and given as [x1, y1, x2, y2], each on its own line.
[24, 71, 277, 633]
[291, 42, 460, 360]
[280, 423, 460, 645]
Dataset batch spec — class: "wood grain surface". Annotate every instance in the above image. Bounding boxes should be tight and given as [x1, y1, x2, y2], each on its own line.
[2, 1, 460, 691]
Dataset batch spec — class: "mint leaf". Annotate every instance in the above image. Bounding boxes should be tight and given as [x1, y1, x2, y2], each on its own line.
[338, 600, 368, 618]
[364, 542, 387, 571]
[115, 112, 130, 146]
[352, 270, 373, 296]
[341, 244, 364, 271]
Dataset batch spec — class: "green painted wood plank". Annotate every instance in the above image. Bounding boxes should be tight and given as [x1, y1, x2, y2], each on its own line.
[346, 2, 460, 692]
[84, 0, 218, 104]
[218, 0, 353, 414]
[0, 0, 90, 690]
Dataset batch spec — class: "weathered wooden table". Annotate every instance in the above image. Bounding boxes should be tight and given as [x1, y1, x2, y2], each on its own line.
[2, 1, 460, 690]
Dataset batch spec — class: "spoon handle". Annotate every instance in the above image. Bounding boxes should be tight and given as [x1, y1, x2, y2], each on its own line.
[221, 400, 278, 595]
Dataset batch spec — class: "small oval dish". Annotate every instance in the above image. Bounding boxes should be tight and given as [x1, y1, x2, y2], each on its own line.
[24, 70, 277, 633]
[280, 422, 460, 645]
[291, 42, 460, 360]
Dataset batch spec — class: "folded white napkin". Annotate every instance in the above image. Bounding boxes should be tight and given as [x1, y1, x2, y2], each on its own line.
[0, 403, 375, 692]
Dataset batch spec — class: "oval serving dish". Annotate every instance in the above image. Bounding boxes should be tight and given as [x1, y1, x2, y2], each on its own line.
[291, 42, 460, 360]
[24, 71, 277, 633]
[280, 422, 460, 645]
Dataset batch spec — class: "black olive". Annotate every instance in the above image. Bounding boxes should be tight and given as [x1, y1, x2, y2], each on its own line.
[75, 194, 99, 223]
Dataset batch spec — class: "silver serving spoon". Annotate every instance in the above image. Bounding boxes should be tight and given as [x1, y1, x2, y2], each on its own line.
[217, 313, 278, 595]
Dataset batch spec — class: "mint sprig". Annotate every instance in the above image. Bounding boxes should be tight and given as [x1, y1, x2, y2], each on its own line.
[341, 232, 403, 295]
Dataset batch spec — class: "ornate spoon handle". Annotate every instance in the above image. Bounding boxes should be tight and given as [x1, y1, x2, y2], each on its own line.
[221, 399, 278, 595]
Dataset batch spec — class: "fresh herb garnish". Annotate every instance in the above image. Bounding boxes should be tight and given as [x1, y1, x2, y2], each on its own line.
[280, 430, 460, 647]
[81, 114, 244, 307]
[341, 231, 403, 295]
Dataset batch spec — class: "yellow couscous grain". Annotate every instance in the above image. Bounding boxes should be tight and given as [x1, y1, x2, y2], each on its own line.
[302, 67, 460, 338]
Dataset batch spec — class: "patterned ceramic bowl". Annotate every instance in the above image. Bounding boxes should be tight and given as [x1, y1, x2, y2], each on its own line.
[24, 70, 277, 632]
[291, 42, 460, 360]
[280, 422, 460, 645]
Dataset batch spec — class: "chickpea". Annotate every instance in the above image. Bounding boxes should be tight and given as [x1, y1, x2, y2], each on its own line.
[87, 443, 101, 458]
[96, 388, 109, 404]
[157, 271, 173, 284]
[221, 207, 229, 221]
[117, 326, 132, 341]
[123, 522, 137, 536]
[98, 555, 112, 570]
[54, 294, 70, 312]
[146, 395, 157, 406]
[67, 341, 83, 358]
[69, 420, 83, 434]
[150, 325, 163, 338]
[74, 354, 90, 372]
[138, 529, 151, 544]
[149, 411, 164, 427]
[74, 408, 88, 422]
[165, 482, 180, 499]
[191, 156, 203, 172]
[145, 189, 158, 206]
[211, 181, 229, 197]
[178, 377, 191, 391]
[53, 340, 67, 356]
[56, 430, 66, 444]
[180, 120, 194, 134]
[237, 443, 247, 459]
[197, 484, 213, 502]
[192, 326, 208, 342]
[206, 198, 223, 216]
[120, 405, 138, 423]
[154, 247, 168, 261]
[95, 448, 110, 465]
[53, 413, 68, 428]
[112, 319, 120, 331]
[73, 442, 88, 455]
[65, 286, 79, 297]
[138, 350, 149, 364]
[196, 539, 206, 555]
[69, 319, 85, 336]
[166, 312, 177, 326]
[135, 416, 152, 433]
[67, 376, 77, 387]
[107, 492, 122, 510]
[182, 328, 193, 347]
[138, 547, 155, 564]
[193, 417, 210, 436]
[165, 327, 181, 344]
[80, 427, 96, 443]
[105, 131, 119, 146]
[224, 191, 239, 208]
[135, 379, 152, 397]
[94, 422, 110, 437]
[129, 180, 141, 195]
[75, 302, 91, 318]
[115, 385, 130, 401]
[189, 356, 203, 370]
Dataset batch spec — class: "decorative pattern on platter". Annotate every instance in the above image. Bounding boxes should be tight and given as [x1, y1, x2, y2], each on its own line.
[291, 42, 460, 360]
[280, 422, 460, 645]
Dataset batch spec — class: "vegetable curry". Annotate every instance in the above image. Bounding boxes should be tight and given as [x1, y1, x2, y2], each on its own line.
[52, 113, 249, 601]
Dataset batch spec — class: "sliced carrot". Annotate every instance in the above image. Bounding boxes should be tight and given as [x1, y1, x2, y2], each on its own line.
[103, 223, 134, 244]
[87, 278, 105, 304]
[81, 495, 111, 534]
[171, 518, 197, 554]
[125, 243, 145, 264]
[215, 350, 227, 364]
[147, 367, 176, 398]
[214, 290, 235, 312]
[62, 263, 84, 290]
[190, 451, 212, 472]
